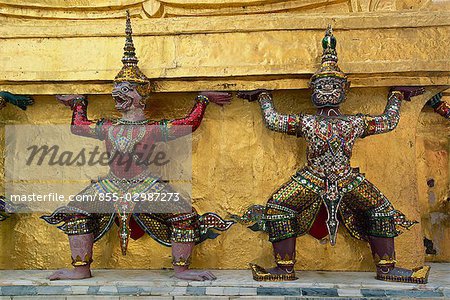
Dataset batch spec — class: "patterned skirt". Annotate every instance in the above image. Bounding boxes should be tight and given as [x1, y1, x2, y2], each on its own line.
[41, 172, 234, 250]
[237, 167, 417, 243]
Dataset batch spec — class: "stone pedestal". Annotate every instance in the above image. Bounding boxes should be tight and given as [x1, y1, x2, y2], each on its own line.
[0, 263, 448, 299]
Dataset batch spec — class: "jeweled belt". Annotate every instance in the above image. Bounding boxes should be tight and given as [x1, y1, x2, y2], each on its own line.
[106, 169, 154, 186]
[104, 169, 156, 256]
[300, 166, 349, 246]
[304, 165, 353, 181]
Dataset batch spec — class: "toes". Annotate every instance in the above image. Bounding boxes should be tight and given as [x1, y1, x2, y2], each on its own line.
[201, 275, 210, 281]
[202, 271, 216, 281]
[48, 272, 62, 280]
[209, 272, 217, 280]
[208, 273, 217, 280]
[195, 275, 206, 281]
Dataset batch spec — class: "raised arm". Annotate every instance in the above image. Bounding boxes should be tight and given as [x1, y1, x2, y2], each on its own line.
[427, 92, 450, 120]
[156, 92, 231, 141]
[0, 91, 33, 110]
[360, 86, 425, 137]
[238, 90, 303, 136]
[57, 95, 109, 139]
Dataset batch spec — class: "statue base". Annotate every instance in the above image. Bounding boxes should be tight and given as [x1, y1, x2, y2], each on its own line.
[0, 264, 447, 299]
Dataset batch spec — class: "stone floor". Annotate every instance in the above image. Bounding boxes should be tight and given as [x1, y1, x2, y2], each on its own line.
[0, 263, 448, 299]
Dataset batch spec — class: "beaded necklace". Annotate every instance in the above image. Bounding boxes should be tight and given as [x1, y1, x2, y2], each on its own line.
[117, 118, 150, 125]
[108, 125, 146, 158]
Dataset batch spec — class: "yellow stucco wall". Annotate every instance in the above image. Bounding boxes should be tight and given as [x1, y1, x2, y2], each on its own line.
[0, 0, 449, 271]
[0, 88, 439, 270]
[416, 100, 450, 262]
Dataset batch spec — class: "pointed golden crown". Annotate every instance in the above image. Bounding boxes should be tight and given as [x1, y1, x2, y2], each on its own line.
[310, 25, 347, 82]
[114, 11, 150, 85]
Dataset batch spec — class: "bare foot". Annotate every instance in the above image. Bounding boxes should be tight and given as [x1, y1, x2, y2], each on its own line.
[174, 269, 217, 281]
[48, 267, 92, 280]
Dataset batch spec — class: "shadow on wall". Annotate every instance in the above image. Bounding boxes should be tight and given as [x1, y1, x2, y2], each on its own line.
[416, 93, 450, 262]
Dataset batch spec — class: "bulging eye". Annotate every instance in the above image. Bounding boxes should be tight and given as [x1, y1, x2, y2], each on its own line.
[121, 86, 130, 93]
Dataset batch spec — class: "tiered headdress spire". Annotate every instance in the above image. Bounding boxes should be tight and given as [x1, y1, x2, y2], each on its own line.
[114, 11, 149, 85]
[310, 25, 347, 82]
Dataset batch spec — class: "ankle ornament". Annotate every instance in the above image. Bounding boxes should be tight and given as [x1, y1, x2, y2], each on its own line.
[275, 253, 296, 273]
[172, 256, 191, 267]
[71, 254, 93, 267]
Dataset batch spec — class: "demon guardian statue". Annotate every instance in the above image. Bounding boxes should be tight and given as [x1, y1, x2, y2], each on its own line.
[236, 26, 429, 284]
